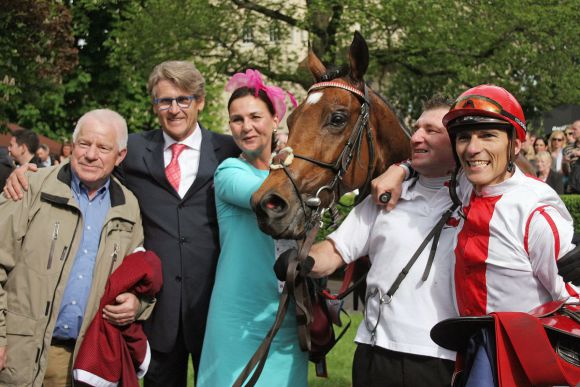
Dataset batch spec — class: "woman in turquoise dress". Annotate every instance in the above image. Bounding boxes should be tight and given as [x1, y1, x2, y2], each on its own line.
[197, 70, 308, 386]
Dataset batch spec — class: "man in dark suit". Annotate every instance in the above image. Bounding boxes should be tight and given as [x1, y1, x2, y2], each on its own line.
[121, 61, 239, 386]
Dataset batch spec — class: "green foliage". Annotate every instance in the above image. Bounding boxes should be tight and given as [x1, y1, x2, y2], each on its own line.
[317, 192, 357, 241]
[4, 0, 580, 138]
[0, 0, 77, 137]
[561, 195, 580, 232]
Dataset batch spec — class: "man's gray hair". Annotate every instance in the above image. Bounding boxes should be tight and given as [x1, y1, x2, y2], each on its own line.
[72, 109, 128, 150]
[147, 60, 205, 100]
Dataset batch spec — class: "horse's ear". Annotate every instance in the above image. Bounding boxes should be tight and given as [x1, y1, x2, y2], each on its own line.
[308, 50, 327, 82]
[348, 31, 369, 82]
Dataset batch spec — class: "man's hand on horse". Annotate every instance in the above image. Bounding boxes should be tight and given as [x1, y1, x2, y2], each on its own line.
[274, 248, 315, 282]
[3, 163, 36, 200]
[558, 244, 580, 286]
[370, 163, 406, 210]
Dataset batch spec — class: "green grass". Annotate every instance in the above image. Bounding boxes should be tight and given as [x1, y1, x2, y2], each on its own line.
[308, 312, 362, 387]
[176, 312, 362, 386]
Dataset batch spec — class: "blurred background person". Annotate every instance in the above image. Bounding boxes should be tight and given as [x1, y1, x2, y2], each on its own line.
[8, 129, 42, 167]
[531, 136, 548, 172]
[0, 147, 14, 191]
[521, 131, 535, 161]
[548, 130, 566, 173]
[533, 136, 548, 154]
[536, 151, 563, 194]
[565, 125, 576, 146]
[564, 120, 580, 193]
[36, 143, 55, 167]
[59, 141, 72, 164]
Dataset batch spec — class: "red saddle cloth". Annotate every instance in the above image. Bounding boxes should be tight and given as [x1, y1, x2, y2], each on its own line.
[492, 311, 579, 386]
[431, 300, 580, 387]
[72, 251, 163, 387]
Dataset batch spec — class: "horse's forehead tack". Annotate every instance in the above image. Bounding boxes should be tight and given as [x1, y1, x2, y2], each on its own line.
[306, 92, 323, 105]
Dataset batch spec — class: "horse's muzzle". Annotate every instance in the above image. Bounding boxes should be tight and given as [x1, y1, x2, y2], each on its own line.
[252, 191, 306, 239]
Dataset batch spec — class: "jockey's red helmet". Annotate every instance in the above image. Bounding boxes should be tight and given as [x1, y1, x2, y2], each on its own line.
[443, 85, 527, 141]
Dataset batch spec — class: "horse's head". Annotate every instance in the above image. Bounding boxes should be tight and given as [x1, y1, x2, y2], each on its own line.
[252, 32, 411, 239]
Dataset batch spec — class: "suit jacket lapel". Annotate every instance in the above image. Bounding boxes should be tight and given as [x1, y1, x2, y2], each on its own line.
[143, 130, 176, 195]
[183, 128, 219, 201]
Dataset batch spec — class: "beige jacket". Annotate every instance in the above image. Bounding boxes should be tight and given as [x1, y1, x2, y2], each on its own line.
[0, 163, 149, 386]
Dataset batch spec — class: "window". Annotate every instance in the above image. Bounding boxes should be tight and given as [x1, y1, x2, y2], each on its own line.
[269, 24, 280, 42]
[243, 25, 254, 43]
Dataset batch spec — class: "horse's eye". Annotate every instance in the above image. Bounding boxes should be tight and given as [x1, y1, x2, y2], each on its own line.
[329, 113, 347, 127]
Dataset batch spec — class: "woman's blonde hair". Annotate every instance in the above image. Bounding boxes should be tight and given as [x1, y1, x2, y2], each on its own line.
[535, 150, 552, 165]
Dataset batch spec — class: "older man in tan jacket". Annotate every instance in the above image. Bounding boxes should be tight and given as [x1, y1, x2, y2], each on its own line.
[0, 109, 153, 386]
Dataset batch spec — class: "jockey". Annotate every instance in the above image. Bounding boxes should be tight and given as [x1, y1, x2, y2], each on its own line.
[437, 85, 579, 386]
[444, 84, 577, 317]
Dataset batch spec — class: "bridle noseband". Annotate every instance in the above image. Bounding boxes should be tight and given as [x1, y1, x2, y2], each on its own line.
[270, 80, 376, 230]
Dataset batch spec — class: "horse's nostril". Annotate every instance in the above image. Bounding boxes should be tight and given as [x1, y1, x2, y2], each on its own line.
[261, 194, 287, 214]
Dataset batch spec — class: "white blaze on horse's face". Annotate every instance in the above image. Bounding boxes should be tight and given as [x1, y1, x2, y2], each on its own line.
[306, 92, 323, 105]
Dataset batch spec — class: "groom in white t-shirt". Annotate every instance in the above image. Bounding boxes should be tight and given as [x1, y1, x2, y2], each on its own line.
[291, 95, 458, 386]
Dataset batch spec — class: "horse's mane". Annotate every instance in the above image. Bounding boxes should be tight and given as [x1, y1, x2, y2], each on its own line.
[372, 91, 412, 139]
[319, 65, 350, 82]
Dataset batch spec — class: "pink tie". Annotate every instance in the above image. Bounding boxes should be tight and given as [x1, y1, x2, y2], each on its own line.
[165, 143, 187, 192]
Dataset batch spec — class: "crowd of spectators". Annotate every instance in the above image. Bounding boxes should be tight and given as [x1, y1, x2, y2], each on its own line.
[0, 131, 72, 190]
[521, 120, 580, 194]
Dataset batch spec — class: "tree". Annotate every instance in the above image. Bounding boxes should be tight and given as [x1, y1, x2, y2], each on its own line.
[359, 0, 580, 125]
[110, 0, 580, 129]
[0, 0, 77, 137]
[3, 0, 579, 136]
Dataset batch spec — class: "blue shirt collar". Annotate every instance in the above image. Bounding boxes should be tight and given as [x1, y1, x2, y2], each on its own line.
[71, 170, 110, 200]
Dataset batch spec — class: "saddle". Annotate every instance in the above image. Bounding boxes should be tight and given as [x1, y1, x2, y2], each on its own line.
[431, 300, 580, 386]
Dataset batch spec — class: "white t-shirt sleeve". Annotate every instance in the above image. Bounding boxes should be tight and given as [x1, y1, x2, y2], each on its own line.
[327, 196, 378, 264]
[527, 205, 576, 299]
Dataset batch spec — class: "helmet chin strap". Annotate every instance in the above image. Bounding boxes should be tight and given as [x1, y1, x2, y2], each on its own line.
[506, 130, 516, 173]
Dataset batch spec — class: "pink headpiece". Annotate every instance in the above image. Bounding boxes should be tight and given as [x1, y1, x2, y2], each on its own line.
[225, 69, 297, 121]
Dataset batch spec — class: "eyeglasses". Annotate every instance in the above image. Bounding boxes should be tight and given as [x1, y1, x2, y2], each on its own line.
[552, 138, 564, 142]
[566, 132, 574, 136]
[153, 95, 196, 111]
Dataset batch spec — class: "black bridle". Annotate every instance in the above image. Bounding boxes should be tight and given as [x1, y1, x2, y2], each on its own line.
[270, 80, 376, 230]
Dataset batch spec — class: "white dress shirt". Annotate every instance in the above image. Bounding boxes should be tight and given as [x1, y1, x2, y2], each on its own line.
[162, 124, 202, 198]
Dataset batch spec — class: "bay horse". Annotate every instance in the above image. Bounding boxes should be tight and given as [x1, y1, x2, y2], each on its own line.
[252, 32, 411, 239]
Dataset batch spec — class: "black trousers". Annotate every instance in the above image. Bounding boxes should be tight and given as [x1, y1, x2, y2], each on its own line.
[353, 343, 455, 387]
[144, 320, 201, 387]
